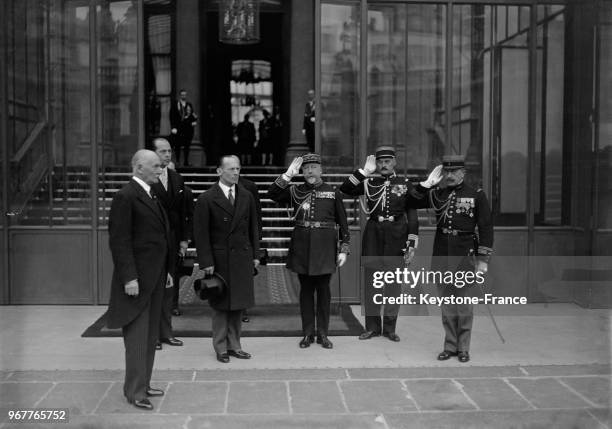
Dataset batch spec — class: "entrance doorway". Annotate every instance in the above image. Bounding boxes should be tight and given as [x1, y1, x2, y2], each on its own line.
[204, 11, 285, 166]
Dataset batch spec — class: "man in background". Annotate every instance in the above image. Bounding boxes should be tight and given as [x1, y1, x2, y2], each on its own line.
[151, 138, 189, 349]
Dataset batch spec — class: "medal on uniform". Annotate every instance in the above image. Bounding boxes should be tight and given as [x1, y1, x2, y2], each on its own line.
[302, 201, 310, 211]
[384, 180, 390, 186]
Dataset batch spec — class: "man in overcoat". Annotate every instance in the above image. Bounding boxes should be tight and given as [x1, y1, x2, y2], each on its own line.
[151, 138, 189, 349]
[193, 155, 260, 363]
[268, 154, 350, 349]
[415, 155, 494, 362]
[339, 146, 421, 342]
[106, 149, 174, 410]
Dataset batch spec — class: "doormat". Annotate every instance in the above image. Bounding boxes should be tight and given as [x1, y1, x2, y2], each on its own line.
[81, 303, 363, 338]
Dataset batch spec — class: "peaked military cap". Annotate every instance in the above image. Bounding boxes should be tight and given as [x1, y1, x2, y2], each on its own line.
[302, 153, 321, 165]
[375, 146, 395, 159]
[442, 154, 465, 170]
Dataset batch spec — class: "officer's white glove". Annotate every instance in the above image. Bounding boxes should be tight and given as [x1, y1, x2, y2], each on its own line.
[166, 273, 174, 288]
[403, 247, 415, 267]
[362, 155, 377, 176]
[420, 165, 444, 188]
[475, 260, 488, 275]
[283, 157, 303, 180]
[337, 253, 347, 267]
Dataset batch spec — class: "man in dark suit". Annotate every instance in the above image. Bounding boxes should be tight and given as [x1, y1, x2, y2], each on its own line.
[151, 138, 189, 349]
[237, 175, 263, 323]
[169, 89, 195, 166]
[106, 149, 174, 410]
[194, 155, 260, 363]
[302, 89, 316, 152]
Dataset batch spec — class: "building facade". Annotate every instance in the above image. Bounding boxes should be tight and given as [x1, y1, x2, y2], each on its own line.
[1, 0, 610, 306]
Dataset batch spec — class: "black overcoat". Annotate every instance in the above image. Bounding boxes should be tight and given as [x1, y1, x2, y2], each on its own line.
[193, 182, 259, 311]
[106, 179, 173, 329]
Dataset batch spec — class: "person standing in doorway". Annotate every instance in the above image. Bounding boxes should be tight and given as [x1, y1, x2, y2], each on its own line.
[169, 89, 196, 166]
[302, 89, 316, 152]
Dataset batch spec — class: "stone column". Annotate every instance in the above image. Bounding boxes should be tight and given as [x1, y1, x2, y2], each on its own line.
[176, 0, 204, 165]
[286, 0, 314, 163]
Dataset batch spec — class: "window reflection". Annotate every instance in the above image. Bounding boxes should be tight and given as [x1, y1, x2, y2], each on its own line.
[598, 5, 612, 229]
[6, 0, 92, 226]
[367, 4, 446, 173]
[453, 5, 530, 225]
[535, 7, 566, 226]
[320, 2, 360, 168]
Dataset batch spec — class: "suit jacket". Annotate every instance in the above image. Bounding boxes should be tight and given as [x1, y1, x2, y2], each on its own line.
[193, 182, 259, 311]
[169, 100, 194, 131]
[239, 177, 262, 240]
[151, 168, 189, 250]
[106, 179, 173, 329]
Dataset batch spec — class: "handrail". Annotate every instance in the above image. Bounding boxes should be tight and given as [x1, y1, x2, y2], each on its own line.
[11, 121, 46, 164]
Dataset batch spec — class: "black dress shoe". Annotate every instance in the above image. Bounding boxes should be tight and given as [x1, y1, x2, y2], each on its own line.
[299, 335, 315, 348]
[458, 351, 470, 363]
[155, 342, 162, 350]
[127, 398, 153, 410]
[171, 308, 181, 317]
[228, 350, 251, 359]
[383, 332, 401, 342]
[437, 350, 458, 361]
[216, 353, 230, 363]
[317, 335, 333, 349]
[358, 331, 380, 340]
[146, 387, 164, 397]
[160, 337, 183, 346]
[242, 315, 250, 323]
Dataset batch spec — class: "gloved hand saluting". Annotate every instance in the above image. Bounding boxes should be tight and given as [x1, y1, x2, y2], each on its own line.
[284, 157, 303, 180]
[420, 165, 444, 188]
[362, 155, 377, 176]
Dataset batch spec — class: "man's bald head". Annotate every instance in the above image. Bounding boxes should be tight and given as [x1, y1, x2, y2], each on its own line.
[131, 149, 162, 184]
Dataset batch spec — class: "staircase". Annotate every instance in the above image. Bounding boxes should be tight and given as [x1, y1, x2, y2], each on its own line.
[16, 166, 363, 265]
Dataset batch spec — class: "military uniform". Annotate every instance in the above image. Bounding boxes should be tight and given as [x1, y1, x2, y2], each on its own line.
[268, 154, 350, 342]
[339, 147, 421, 338]
[416, 155, 493, 358]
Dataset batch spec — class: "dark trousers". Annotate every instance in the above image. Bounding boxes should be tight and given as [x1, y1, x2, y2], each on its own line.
[122, 276, 164, 401]
[297, 274, 332, 336]
[363, 268, 400, 334]
[174, 136, 193, 166]
[438, 284, 474, 352]
[159, 253, 183, 340]
[212, 309, 243, 355]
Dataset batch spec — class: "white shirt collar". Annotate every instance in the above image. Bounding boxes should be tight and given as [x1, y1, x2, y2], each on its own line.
[218, 181, 235, 199]
[132, 176, 151, 195]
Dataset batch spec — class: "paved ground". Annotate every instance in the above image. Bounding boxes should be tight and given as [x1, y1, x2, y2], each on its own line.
[0, 305, 610, 428]
[0, 366, 609, 428]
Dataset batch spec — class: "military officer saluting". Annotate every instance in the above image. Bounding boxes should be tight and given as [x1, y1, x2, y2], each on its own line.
[340, 146, 420, 342]
[268, 154, 350, 349]
[417, 155, 494, 363]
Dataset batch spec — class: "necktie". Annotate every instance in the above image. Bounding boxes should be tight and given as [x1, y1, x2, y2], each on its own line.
[161, 170, 168, 190]
[228, 188, 235, 206]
